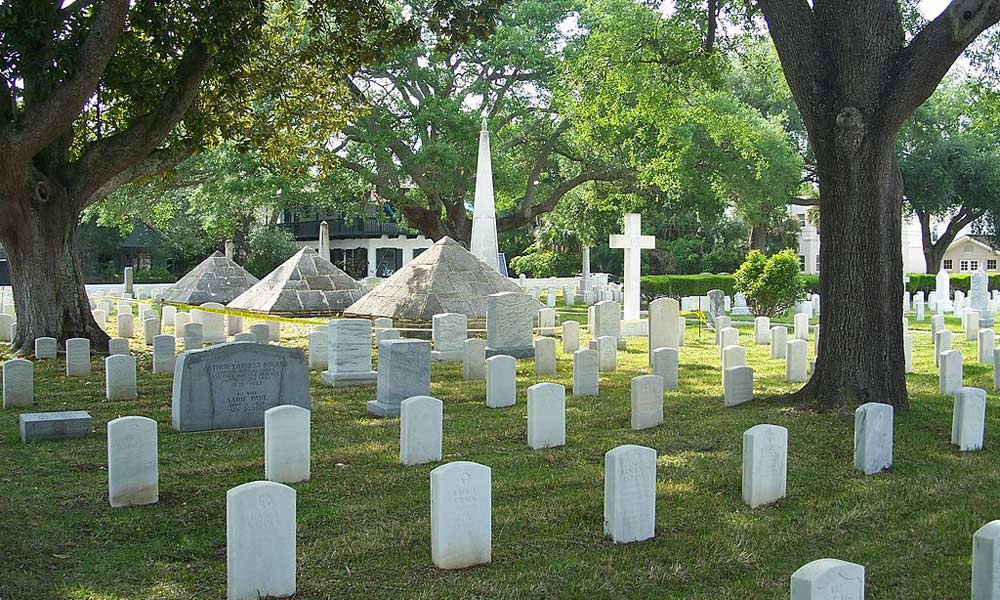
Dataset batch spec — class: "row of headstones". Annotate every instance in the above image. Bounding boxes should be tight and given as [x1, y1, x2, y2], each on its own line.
[76, 404, 310, 511]
[1, 318, 284, 409]
[907, 290, 1000, 321]
[524, 283, 618, 307]
[222, 430, 1000, 599]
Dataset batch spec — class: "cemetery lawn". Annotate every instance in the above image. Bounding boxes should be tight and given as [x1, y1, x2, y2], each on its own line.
[2, 312, 999, 599]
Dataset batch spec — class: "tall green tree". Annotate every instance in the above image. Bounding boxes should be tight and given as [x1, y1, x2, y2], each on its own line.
[697, 0, 1000, 411]
[899, 77, 1000, 272]
[0, 0, 499, 352]
[328, 0, 631, 244]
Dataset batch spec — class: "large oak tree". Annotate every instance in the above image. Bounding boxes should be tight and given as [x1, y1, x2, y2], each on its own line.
[747, 0, 1000, 410]
[0, 0, 498, 353]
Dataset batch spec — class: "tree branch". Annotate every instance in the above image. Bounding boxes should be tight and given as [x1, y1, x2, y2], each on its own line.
[9, 0, 129, 160]
[882, 0, 1000, 132]
[520, 120, 571, 210]
[83, 146, 195, 206]
[497, 168, 628, 233]
[66, 41, 214, 207]
[756, 0, 830, 133]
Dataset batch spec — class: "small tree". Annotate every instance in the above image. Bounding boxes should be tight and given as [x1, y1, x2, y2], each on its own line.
[734, 250, 804, 318]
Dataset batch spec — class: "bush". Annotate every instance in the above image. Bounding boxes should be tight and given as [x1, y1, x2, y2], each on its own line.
[904, 273, 1000, 294]
[733, 249, 805, 317]
[509, 250, 579, 278]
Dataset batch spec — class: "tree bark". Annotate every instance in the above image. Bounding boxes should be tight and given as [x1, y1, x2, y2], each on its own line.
[1, 185, 109, 354]
[757, 0, 1000, 412]
[748, 221, 767, 252]
[797, 123, 907, 411]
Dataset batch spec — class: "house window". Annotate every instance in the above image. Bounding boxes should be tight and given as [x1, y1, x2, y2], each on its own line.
[960, 260, 971, 272]
[988, 260, 997, 271]
[798, 214, 806, 226]
[815, 255, 821, 270]
[798, 255, 806, 271]
[944, 259, 953, 270]
[971, 260, 980, 271]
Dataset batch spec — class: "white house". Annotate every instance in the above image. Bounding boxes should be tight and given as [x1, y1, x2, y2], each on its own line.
[278, 203, 434, 279]
[941, 235, 1000, 273]
[788, 205, 926, 274]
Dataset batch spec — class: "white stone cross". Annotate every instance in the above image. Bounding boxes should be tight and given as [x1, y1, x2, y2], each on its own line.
[609, 213, 656, 322]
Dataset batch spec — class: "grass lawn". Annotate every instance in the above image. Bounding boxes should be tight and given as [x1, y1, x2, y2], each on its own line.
[1, 305, 999, 599]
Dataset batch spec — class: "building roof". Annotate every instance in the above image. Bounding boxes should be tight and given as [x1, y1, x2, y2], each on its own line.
[343, 236, 532, 324]
[969, 235, 1000, 252]
[227, 247, 363, 316]
[161, 252, 259, 305]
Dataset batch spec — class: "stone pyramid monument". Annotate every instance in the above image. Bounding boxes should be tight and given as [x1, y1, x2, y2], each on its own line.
[227, 247, 363, 316]
[343, 236, 527, 327]
[162, 251, 259, 305]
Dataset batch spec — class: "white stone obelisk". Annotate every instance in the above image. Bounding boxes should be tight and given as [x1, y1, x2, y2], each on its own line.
[319, 220, 330, 262]
[582, 247, 591, 293]
[471, 117, 500, 272]
[610, 213, 655, 323]
[225, 240, 235, 260]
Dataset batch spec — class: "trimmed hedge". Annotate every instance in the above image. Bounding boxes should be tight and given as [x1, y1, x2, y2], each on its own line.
[905, 273, 1000, 294]
[641, 274, 819, 301]
[641, 272, 997, 300]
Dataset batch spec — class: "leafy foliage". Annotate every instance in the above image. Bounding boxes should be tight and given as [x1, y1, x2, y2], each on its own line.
[899, 76, 1000, 269]
[733, 249, 804, 317]
[244, 225, 300, 278]
[508, 247, 579, 278]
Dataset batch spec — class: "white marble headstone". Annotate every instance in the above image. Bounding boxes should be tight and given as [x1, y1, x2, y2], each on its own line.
[226, 481, 296, 600]
[527, 383, 566, 450]
[400, 396, 443, 466]
[604, 444, 656, 543]
[573, 348, 599, 397]
[854, 403, 893, 475]
[2, 358, 32, 408]
[742, 424, 787, 508]
[486, 355, 516, 408]
[430, 461, 492, 569]
[107, 416, 158, 508]
[630, 375, 663, 430]
[105, 355, 137, 401]
[790, 558, 864, 599]
[952, 387, 986, 451]
[265, 405, 311, 483]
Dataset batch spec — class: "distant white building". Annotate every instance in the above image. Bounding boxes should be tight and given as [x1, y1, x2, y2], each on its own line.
[787, 205, 926, 274]
[278, 203, 434, 279]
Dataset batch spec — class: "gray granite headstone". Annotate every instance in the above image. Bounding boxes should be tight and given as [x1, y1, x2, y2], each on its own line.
[368, 339, 430, 417]
[19, 411, 92, 442]
[486, 292, 534, 358]
[707, 289, 725, 325]
[171, 342, 310, 432]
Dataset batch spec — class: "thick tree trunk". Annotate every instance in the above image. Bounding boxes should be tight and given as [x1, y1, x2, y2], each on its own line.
[923, 244, 944, 275]
[1, 194, 109, 354]
[799, 127, 908, 411]
[748, 221, 768, 252]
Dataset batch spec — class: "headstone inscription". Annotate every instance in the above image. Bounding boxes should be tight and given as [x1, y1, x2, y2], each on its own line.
[171, 343, 310, 432]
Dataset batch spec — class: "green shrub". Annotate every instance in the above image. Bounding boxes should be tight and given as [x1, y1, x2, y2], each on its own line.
[509, 250, 578, 278]
[733, 249, 805, 317]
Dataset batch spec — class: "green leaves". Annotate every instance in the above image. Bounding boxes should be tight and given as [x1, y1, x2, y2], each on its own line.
[734, 249, 805, 317]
